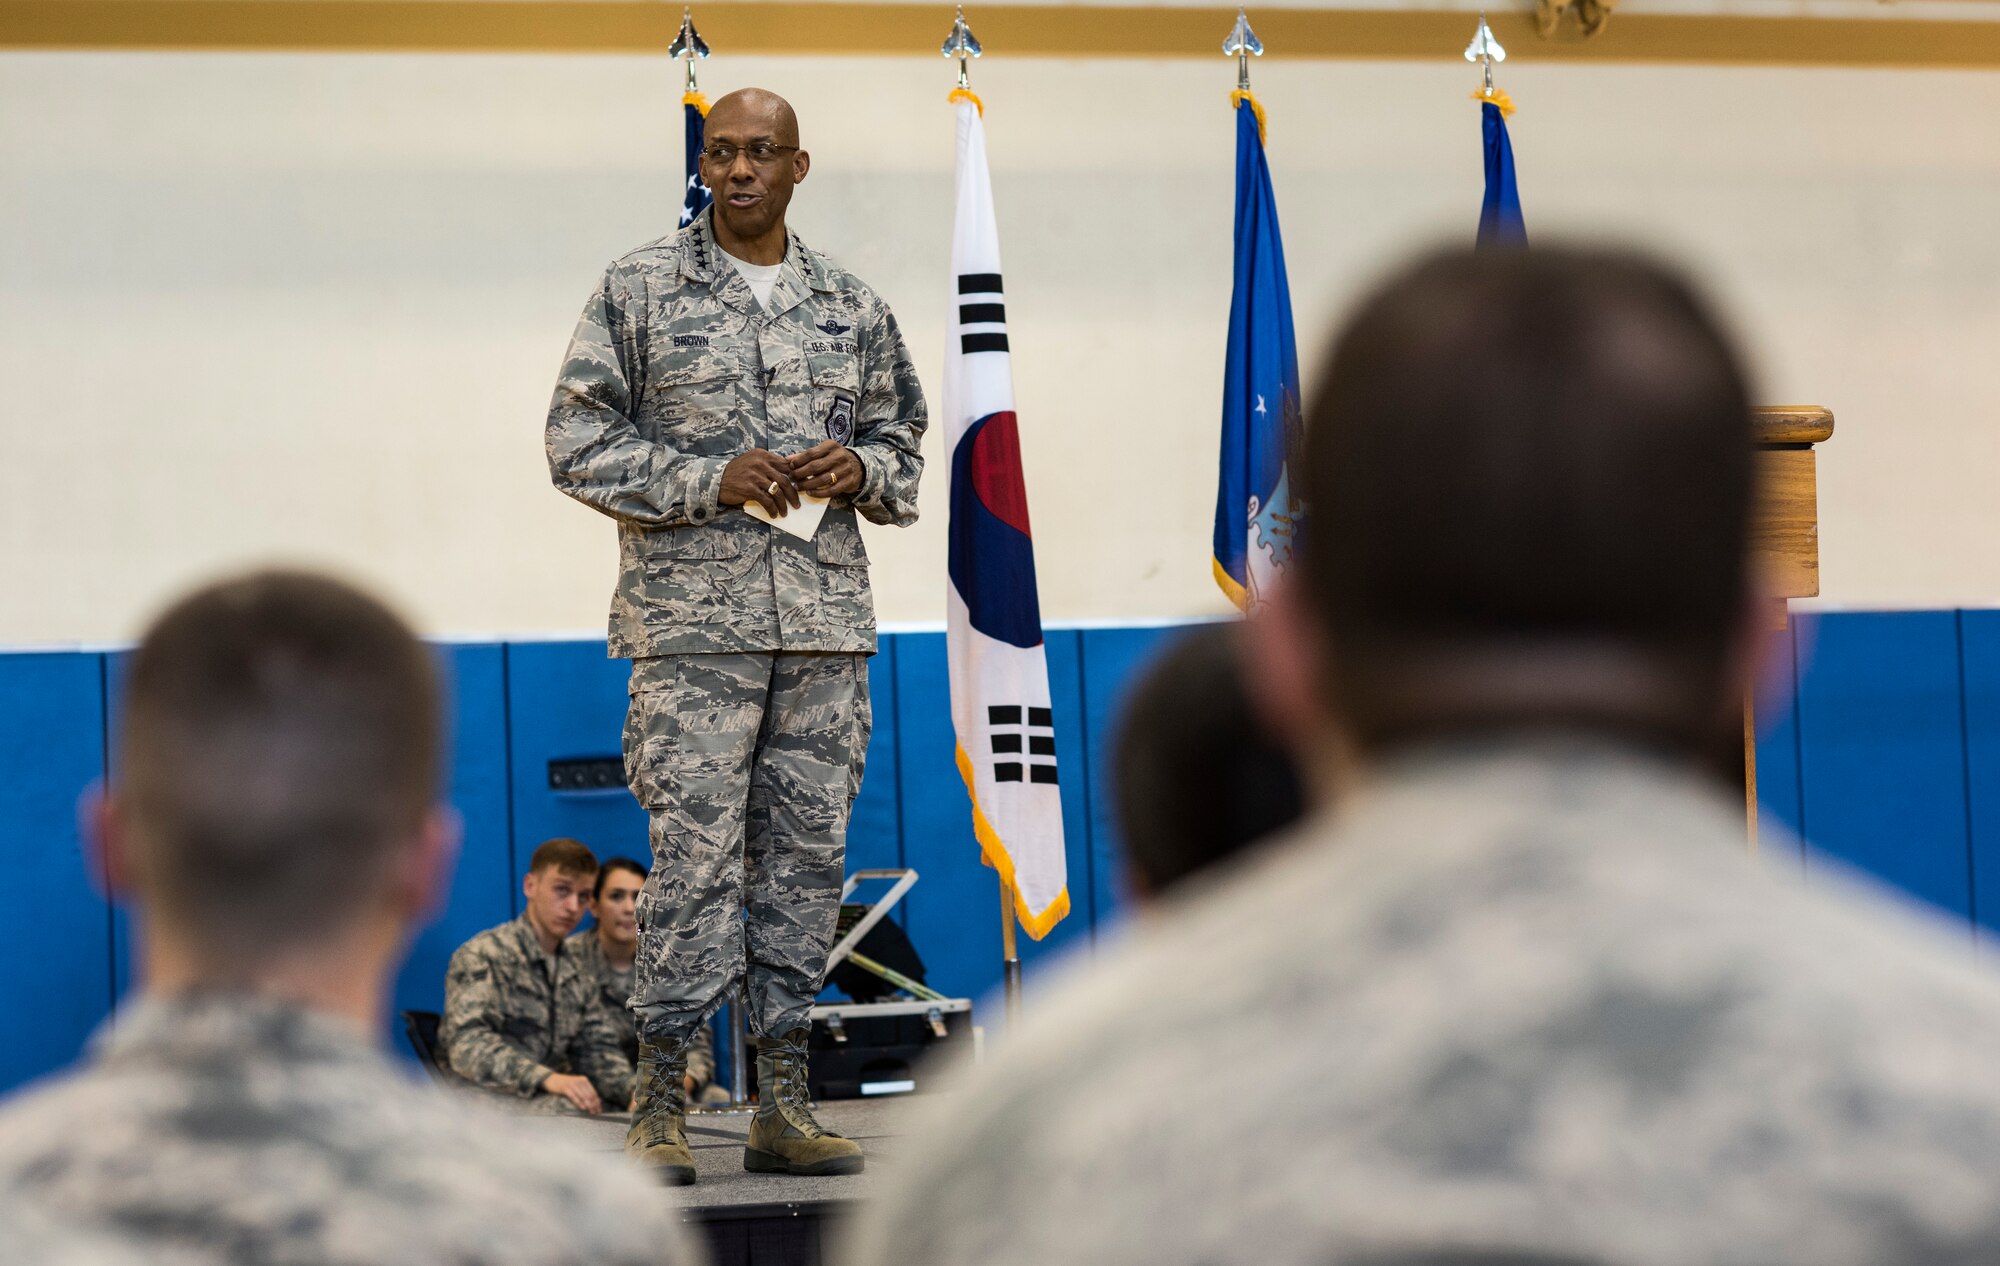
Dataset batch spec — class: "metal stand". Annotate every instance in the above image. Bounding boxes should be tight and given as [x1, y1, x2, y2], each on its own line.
[692, 868, 947, 1111]
[825, 869, 920, 973]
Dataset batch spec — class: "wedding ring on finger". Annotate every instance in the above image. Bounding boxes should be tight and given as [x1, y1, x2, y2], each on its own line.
[767, 479, 780, 495]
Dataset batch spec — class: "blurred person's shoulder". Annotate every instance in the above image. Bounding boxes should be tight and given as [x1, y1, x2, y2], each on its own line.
[853, 737, 2000, 1266]
[0, 1190, 159, 1266]
[0, 993, 690, 1266]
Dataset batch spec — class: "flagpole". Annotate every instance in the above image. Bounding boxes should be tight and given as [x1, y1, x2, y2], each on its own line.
[942, 4, 1019, 1024]
[1000, 878, 1022, 1022]
[670, 6, 709, 98]
[669, 6, 744, 1116]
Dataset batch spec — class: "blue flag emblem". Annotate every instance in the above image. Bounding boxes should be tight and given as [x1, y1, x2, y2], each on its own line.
[1212, 96, 1302, 611]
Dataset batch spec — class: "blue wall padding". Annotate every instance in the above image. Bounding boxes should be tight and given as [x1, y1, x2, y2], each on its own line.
[1954, 611, 2000, 939]
[846, 639, 903, 878]
[102, 651, 135, 1003]
[1753, 622, 1806, 871]
[504, 641, 651, 885]
[1042, 630, 1097, 949]
[1078, 625, 1188, 930]
[0, 653, 112, 1091]
[392, 644, 515, 1019]
[892, 631, 1002, 1004]
[21, 607, 2000, 1098]
[1795, 611, 1974, 921]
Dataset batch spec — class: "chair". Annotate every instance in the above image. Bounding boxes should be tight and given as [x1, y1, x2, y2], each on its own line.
[401, 1009, 449, 1082]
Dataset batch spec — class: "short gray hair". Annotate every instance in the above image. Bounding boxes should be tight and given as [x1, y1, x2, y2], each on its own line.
[117, 570, 442, 963]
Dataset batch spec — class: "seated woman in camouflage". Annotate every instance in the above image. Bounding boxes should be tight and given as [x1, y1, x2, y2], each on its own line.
[569, 856, 727, 1106]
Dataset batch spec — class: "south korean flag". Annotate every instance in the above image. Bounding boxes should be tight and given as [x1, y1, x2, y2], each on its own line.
[943, 89, 1069, 941]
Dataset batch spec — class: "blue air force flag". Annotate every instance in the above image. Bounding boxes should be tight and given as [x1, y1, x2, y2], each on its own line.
[943, 91, 1069, 940]
[1212, 94, 1302, 612]
[679, 92, 712, 229]
[1477, 100, 1526, 248]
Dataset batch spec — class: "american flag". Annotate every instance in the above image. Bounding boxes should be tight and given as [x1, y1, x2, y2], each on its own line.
[679, 95, 711, 229]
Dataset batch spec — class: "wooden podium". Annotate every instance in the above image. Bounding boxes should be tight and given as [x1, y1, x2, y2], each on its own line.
[1745, 405, 1835, 847]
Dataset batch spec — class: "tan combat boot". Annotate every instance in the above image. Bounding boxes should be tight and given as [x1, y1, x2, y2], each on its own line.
[744, 1028, 864, 1176]
[625, 1038, 696, 1186]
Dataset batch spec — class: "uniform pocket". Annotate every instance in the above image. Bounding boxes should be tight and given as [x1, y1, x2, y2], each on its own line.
[806, 353, 862, 396]
[647, 350, 742, 449]
[623, 660, 683, 811]
[820, 560, 869, 608]
[814, 513, 870, 566]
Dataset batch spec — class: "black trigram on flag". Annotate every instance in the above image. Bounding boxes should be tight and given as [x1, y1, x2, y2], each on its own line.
[987, 704, 1056, 784]
[959, 273, 1008, 355]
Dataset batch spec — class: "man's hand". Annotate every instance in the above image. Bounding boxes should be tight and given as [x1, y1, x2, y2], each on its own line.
[788, 441, 864, 498]
[721, 449, 802, 516]
[542, 1072, 603, 1115]
[684, 1072, 700, 1097]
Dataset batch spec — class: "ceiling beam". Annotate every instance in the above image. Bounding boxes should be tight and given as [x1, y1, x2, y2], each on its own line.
[8, 1, 2000, 68]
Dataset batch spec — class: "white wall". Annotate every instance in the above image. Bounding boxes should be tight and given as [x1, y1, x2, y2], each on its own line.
[4, 49, 1999, 642]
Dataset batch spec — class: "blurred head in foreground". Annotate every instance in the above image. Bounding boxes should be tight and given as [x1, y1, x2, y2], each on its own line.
[1254, 244, 1756, 774]
[848, 246, 2000, 1266]
[1111, 622, 1306, 898]
[97, 569, 456, 1013]
[6, 571, 691, 1266]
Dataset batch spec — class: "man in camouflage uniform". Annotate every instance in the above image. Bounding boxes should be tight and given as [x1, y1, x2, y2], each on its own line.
[0, 571, 696, 1266]
[851, 250, 2000, 1266]
[441, 838, 635, 1114]
[568, 855, 721, 1098]
[546, 87, 923, 1183]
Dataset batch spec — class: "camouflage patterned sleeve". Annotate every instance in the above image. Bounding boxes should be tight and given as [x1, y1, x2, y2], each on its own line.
[440, 943, 555, 1098]
[570, 987, 636, 1108]
[847, 300, 927, 527]
[546, 266, 731, 528]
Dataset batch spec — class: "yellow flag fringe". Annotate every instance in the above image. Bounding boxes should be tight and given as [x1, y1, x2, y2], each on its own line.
[1472, 86, 1516, 117]
[954, 745, 1070, 941]
[1230, 89, 1268, 142]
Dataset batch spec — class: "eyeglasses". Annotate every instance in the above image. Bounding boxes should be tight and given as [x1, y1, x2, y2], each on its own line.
[700, 143, 800, 167]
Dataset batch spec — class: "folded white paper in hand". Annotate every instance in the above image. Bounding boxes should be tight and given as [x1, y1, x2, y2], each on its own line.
[743, 494, 829, 541]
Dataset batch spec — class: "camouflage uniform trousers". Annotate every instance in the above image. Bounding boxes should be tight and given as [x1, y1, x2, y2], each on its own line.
[623, 650, 869, 1044]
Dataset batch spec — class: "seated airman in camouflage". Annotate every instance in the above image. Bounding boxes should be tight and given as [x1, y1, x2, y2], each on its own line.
[0, 571, 694, 1266]
[568, 855, 723, 1102]
[441, 838, 635, 1115]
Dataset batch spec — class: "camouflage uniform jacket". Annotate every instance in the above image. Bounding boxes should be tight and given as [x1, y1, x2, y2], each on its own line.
[0, 991, 698, 1266]
[564, 929, 717, 1085]
[853, 737, 2000, 1266]
[441, 914, 634, 1105]
[546, 208, 927, 657]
